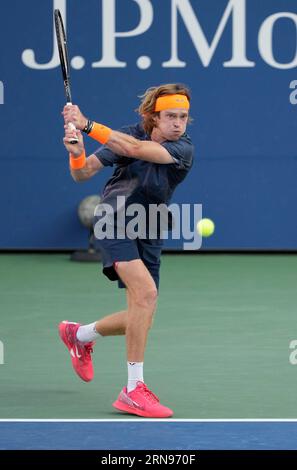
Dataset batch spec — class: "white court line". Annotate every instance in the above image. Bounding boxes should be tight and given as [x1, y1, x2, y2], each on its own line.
[0, 419, 297, 423]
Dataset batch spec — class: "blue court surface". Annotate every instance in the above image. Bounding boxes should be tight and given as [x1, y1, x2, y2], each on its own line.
[1, 421, 297, 450]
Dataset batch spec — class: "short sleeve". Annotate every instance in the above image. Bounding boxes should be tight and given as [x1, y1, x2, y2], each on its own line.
[162, 136, 194, 170]
[94, 146, 119, 167]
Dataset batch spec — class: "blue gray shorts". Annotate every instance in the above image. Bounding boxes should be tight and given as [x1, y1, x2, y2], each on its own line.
[96, 236, 163, 289]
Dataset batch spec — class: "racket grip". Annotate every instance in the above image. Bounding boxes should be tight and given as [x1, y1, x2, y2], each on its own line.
[66, 102, 79, 144]
[68, 122, 79, 144]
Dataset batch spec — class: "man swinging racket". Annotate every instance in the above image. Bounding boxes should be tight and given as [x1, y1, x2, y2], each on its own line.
[59, 83, 194, 418]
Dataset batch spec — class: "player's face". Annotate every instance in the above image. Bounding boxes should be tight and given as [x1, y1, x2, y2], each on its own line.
[155, 108, 189, 141]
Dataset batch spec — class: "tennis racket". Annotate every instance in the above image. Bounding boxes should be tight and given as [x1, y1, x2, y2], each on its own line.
[54, 9, 78, 144]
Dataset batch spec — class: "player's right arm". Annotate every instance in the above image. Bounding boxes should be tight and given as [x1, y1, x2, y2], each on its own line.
[63, 124, 104, 182]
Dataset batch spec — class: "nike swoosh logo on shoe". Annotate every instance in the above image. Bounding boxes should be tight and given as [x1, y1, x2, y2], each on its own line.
[120, 392, 145, 411]
[75, 346, 82, 358]
[70, 346, 82, 359]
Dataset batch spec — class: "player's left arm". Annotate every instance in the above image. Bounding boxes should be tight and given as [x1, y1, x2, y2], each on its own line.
[63, 105, 174, 164]
[106, 131, 174, 164]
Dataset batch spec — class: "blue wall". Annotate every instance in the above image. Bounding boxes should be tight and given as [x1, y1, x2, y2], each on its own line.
[1, 0, 297, 249]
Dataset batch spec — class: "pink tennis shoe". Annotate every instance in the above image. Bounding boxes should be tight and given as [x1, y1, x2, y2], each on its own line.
[59, 320, 94, 382]
[113, 381, 173, 418]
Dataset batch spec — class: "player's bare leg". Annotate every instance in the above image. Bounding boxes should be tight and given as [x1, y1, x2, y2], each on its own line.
[115, 259, 157, 362]
[112, 259, 173, 418]
[95, 311, 127, 336]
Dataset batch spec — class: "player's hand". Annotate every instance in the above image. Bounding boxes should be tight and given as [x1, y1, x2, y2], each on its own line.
[62, 105, 87, 130]
[63, 125, 85, 156]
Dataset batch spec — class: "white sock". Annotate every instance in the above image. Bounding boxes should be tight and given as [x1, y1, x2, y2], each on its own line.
[127, 362, 144, 393]
[76, 322, 101, 343]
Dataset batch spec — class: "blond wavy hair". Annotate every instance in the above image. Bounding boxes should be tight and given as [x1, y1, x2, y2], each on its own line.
[137, 83, 191, 135]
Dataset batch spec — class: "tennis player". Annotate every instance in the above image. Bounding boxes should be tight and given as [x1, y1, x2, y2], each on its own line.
[59, 83, 194, 418]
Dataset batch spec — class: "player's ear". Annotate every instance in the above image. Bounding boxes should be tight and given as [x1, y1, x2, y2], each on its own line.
[152, 112, 160, 123]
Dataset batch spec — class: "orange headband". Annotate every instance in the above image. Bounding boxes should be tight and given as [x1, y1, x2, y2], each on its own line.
[155, 94, 190, 112]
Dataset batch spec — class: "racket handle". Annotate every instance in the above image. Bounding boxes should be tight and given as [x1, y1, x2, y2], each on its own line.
[68, 122, 79, 144]
[66, 102, 79, 144]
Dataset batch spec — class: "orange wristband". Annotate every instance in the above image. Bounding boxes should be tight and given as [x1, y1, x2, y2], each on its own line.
[69, 151, 86, 170]
[88, 122, 112, 144]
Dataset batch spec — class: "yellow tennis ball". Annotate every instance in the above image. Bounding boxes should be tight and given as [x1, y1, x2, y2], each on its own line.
[197, 218, 215, 237]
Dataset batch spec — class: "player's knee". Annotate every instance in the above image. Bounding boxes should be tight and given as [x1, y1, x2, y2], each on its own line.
[132, 286, 158, 310]
[142, 287, 158, 310]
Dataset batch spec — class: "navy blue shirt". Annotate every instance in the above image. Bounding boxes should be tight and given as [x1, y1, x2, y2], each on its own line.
[94, 123, 194, 210]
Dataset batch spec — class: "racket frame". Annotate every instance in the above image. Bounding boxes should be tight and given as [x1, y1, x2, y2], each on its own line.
[54, 9, 78, 145]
